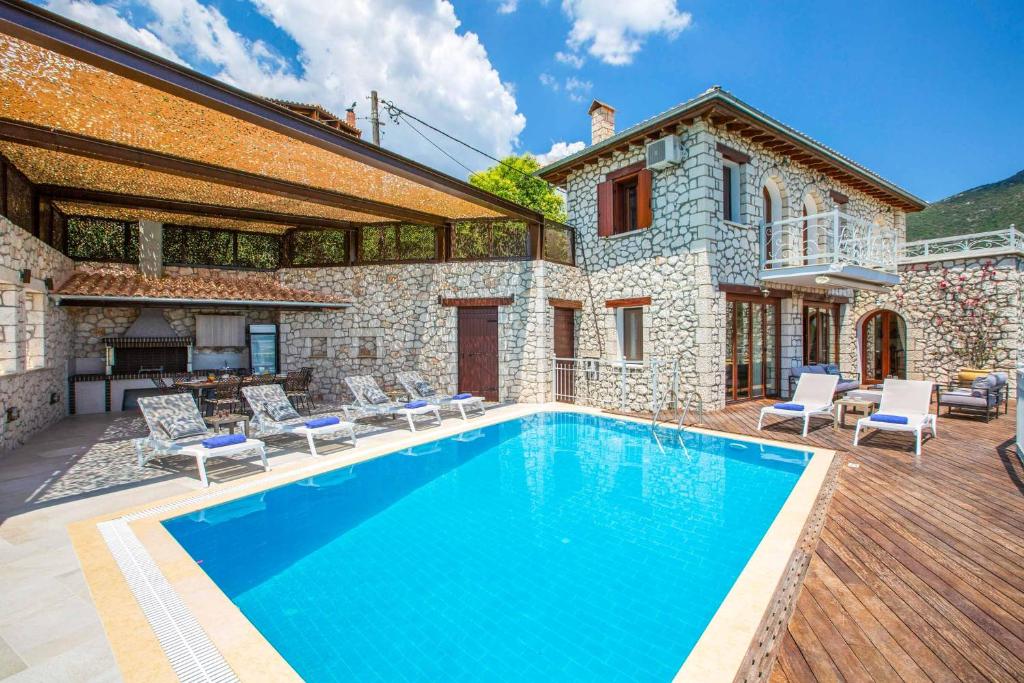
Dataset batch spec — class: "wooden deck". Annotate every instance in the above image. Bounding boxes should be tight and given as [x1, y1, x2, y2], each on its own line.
[698, 399, 1024, 683]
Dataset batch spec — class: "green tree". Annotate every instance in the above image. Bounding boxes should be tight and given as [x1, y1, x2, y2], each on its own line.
[469, 154, 567, 222]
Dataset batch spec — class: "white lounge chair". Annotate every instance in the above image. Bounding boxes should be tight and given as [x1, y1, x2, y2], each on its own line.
[344, 375, 442, 432]
[396, 371, 486, 421]
[135, 394, 268, 487]
[757, 373, 839, 437]
[242, 384, 357, 457]
[854, 379, 937, 455]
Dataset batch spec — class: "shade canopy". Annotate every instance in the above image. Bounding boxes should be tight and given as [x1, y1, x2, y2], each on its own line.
[0, 0, 542, 234]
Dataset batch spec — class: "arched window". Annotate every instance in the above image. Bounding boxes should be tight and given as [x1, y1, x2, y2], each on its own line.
[761, 179, 783, 265]
[861, 310, 907, 383]
[802, 194, 820, 260]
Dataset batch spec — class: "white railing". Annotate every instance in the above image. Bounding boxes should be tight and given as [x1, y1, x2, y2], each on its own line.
[759, 209, 899, 273]
[901, 226, 1022, 262]
[1017, 370, 1023, 463]
[550, 357, 679, 415]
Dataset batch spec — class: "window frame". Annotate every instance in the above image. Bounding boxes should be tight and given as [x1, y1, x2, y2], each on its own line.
[617, 306, 645, 363]
[612, 173, 640, 235]
[722, 160, 741, 223]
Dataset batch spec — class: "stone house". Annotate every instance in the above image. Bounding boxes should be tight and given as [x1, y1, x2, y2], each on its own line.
[538, 88, 1023, 410]
[1, 1, 1021, 454]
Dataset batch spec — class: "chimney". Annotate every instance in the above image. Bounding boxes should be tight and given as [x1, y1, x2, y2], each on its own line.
[588, 100, 615, 145]
[345, 107, 357, 131]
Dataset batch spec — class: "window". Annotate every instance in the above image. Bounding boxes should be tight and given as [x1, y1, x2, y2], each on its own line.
[163, 225, 281, 269]
[619, 307, 644, 362]
[25, 291, 45, 370]
[65, 217, 139, 263]
[597, 165, 652, 237]
[803, 303, 838, 366]
[723, 161, 741, 222]
[361, 223, 438, 262]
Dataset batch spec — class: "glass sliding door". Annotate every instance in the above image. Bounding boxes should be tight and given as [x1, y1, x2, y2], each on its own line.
[861, 310, 906, 384]
[803, 302, 839, 366]
[726, 295, 780, 402]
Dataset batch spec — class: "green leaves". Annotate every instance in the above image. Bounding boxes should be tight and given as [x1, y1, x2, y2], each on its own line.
[469, 154, 567, 222]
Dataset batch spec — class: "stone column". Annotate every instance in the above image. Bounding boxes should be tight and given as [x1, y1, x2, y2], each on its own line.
[138, 220, 163, 278]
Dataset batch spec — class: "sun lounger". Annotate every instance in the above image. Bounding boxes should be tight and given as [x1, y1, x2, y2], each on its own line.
[757, 373, 839, 436]
[135, 393, 267, 487]
[344, 375, 442, 432]
[854, 378, 936, 455]
[242, 384, 357, 457]
[396, 371, 486, 420]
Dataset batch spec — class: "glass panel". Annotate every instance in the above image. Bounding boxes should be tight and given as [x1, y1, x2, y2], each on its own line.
[397, 224, 437, 260]
[736, 302, 750, 398]
[805, 310, 819, 365]
[236, 232, 281, 269]
[290, 229, 348, 266]
[765, 303, 778, 396]
[725, 301, 734, 400]
[751, 304, 764, 398]
[890, 314, 907, 379]
[622, 308, 643, 361]
[864, 314, 883, 381]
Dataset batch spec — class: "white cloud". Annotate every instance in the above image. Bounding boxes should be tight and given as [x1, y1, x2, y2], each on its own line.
[554, 50, 585, 68]
[497, 0, 518, 13]
[43, 0, 526, 178]
[534, 140, 585, 166]
[539, 72, 559, 91]
[560, 0, 692, 65]
[564, 76, 592, 102]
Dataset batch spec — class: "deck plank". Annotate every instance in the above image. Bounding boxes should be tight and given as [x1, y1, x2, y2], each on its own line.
[691, 398, 1024, 682]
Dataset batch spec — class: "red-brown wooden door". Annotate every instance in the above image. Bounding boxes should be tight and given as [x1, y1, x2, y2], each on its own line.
[458, 307, 499, 401]
[553, 307, 576, 402]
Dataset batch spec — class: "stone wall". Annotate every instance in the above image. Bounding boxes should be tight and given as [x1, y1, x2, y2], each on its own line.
[845, 255, 1022, 389]
[67, 305, 277, 374]
[278, 260, 587, 404]
[559, 118, 904, 409]
[0, 216, 75, 452]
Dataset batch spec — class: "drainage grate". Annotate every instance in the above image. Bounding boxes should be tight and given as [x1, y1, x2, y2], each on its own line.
[99, 519, 239, 682]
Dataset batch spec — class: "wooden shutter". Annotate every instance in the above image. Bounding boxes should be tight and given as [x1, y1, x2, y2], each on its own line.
[636, 170, 653, 229]
[597, 180, 613, 236]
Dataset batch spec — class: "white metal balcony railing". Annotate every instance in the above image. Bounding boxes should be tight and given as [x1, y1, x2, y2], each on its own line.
[759, 209, 899, 273]
[900, 226, 1022, 262]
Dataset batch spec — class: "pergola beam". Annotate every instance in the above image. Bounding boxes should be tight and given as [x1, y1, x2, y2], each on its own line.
[0, 0, 542, 223]
[40, 186, 362, 230]
[0, 118, 447, 225]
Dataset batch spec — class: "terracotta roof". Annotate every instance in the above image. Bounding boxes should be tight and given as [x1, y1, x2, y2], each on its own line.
[54, 270, 349, 307]
[268, 98, 362, 137]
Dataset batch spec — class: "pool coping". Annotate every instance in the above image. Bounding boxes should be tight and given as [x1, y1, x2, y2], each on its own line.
[68, 402, 835, 682]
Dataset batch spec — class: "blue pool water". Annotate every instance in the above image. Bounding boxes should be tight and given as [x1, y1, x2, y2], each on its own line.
[164, 412, 812, 682]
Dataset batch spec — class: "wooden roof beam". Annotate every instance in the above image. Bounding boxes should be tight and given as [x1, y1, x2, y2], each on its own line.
[40, 186, 362, 229]
[0, 117, 447, 225]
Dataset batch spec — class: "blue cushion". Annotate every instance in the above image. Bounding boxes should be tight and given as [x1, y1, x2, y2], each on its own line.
[774, 403, 804, 411]
[305, 416, 340, 429]
[201, 433, 246, 449]
[405, 400, 428, 409]
[836, 380, 860, 393]
[452, 393, 473, 400]
[824, 364, 840, 375]
[870, 413, 908, 425]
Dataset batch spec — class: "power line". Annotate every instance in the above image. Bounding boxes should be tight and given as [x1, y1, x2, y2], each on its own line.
[381, 98, 546, 184]
[396, 112, 476, 175]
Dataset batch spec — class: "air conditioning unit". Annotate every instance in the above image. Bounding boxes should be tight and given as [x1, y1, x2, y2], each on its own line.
[645, 134, 682, 170]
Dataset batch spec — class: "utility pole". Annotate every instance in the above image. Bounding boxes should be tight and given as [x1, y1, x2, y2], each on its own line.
[370, 90, 381, 146]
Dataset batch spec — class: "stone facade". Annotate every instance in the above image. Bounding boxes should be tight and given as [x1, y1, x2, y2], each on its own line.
[0, 216, 74, 452]
[560, 118, 906, 409]
[278, 260, 587, 404]
[844, 255, 1022, 389]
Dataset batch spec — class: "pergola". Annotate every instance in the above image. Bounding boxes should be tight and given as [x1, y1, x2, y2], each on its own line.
[0, 0, 566, 267]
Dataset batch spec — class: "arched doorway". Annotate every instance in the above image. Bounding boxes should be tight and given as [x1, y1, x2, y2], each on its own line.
[861, 310, 907, 383]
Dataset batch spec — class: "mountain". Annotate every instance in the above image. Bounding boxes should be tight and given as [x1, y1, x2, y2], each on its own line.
[905, 169, 1024, 241]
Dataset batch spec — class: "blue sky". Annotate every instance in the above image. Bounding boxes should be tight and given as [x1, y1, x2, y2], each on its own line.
[39, 0, 1024, 201]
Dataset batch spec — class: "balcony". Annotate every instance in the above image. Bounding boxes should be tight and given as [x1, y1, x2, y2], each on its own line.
[759, 210, 899, 291]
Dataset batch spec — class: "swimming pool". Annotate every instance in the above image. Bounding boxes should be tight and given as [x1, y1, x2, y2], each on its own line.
[164, 411, 814, 681]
